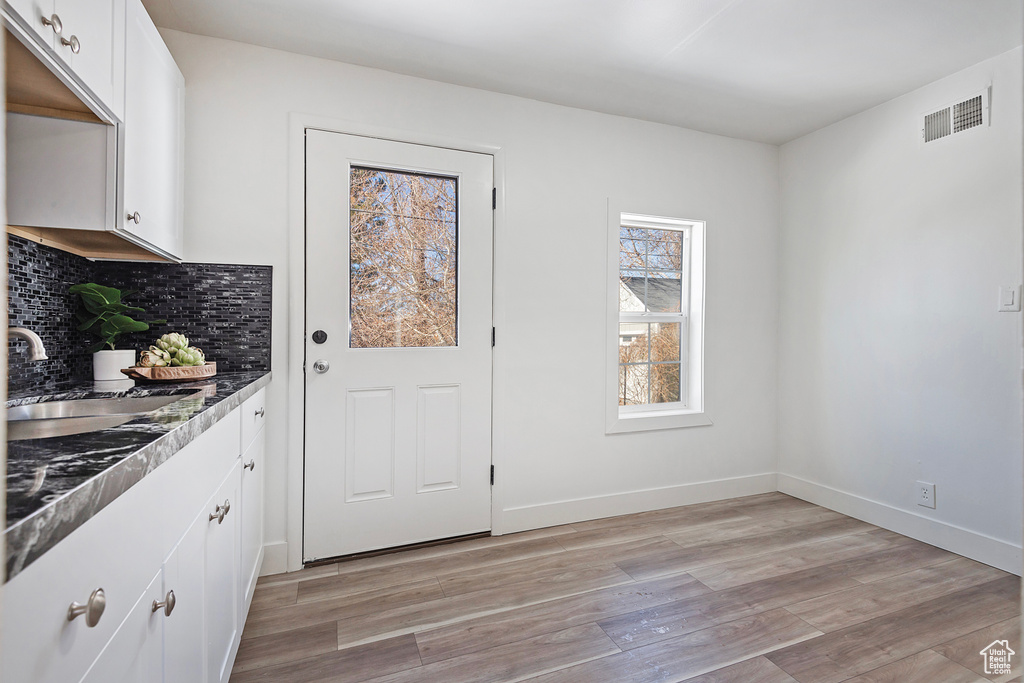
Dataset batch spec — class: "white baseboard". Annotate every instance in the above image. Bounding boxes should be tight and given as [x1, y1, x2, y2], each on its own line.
[497, 473, 778, 535]
[260, 541, 289, 576]
[778, 474, 1022, 575]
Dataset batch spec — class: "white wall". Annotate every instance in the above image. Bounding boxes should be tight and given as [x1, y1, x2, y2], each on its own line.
[778, 48, 1024, 573]
[160, 30, 781, 569]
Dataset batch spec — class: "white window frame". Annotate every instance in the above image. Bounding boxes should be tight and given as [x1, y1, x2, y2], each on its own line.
[605, 202, 710, 434]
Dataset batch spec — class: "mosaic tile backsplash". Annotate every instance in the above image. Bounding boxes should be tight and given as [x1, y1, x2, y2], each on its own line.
[8, 235, 272, 394]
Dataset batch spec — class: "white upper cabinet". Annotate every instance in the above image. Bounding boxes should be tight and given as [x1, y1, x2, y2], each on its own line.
[53, 0, 126, 119]
[3, 0, 126, 120]
[121, 0, 184, 259]
[5, 0, 56, 51]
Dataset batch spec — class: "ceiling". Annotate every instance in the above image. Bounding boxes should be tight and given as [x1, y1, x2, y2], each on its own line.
[142, 0, 1023, 145]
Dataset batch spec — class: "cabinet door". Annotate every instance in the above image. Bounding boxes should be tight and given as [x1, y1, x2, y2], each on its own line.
[54, 0, 125, 119]
[163, 506, 208, 683]
[4, 0, 57, 50]
[122, 0, 184, 258]
[240, 427, 266, 613]
[79, 570, 163, 683]
[206, 461, 241, 683]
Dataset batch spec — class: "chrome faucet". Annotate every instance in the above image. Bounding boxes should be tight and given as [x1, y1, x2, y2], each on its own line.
[9, 327, 49, 361]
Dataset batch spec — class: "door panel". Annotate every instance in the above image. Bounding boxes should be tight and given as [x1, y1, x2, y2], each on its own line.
[345, 387, 395, 502]
[304, 130, 493, 561]
[417, 384, 462, 493]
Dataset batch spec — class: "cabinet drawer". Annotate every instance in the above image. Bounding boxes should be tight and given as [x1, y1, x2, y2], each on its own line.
[1, 467, 164, 683]
[241, 387, 266, 452]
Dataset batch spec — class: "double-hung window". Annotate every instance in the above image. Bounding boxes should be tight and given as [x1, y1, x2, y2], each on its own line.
[606, 209, 709, 433]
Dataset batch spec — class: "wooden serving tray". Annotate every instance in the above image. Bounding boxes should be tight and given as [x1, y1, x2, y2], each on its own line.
[121, 362, 217, 383]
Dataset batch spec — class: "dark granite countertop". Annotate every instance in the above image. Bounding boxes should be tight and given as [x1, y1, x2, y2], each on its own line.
[4, 371, 271, 580]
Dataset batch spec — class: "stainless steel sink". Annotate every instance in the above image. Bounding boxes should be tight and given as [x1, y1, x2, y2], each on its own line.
[7, 393, 202, 441]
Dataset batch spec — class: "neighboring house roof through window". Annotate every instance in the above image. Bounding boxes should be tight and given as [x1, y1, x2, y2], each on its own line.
[620, 277, 682, 313]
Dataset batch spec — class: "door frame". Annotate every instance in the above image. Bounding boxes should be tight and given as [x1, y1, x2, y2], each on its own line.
[286, 113, 508, 573]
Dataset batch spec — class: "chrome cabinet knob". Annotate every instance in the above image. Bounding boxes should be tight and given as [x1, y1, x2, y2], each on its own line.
[60, 34, 80, 54]
[244, 459, 255, 471]
[127, 211, 141, 224]
[67, 588, 105, 627]
[152, 590, 175, 616]
[254, 407, 265, 418]
[312, 359, 329, 374]
[40, 13, 62, 35]
[208, 499, 231, 524]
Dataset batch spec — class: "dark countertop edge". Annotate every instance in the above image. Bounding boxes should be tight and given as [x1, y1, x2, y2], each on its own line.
[4, 372, 272, 581]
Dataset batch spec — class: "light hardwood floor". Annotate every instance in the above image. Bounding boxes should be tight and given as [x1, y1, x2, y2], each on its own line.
[231, 493, 1022, 683]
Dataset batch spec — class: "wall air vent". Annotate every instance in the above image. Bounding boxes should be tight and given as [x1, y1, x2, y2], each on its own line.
[953, 95, 983, 133]
[922, 88, 989, 143]
[923, 107, 951, 142]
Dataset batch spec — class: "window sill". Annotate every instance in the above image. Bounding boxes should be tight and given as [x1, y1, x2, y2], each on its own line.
[606, 408, 713, 434]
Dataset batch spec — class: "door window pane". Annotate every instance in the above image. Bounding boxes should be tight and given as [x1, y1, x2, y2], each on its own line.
[349, 167, 458, 348]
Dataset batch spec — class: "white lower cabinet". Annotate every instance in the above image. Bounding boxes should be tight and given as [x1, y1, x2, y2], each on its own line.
[79, 570, 164, 683]
[1, 398, 267, 683]
[205, 461, 241, 683]
[240, 426, 265, 614]
[163, 503, 209, 683]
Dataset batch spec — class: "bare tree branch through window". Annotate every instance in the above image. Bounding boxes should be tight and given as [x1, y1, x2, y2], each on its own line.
[349, 167, 458, 348]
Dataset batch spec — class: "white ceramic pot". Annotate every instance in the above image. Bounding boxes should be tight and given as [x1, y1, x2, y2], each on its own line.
[92, 349, 137, 381]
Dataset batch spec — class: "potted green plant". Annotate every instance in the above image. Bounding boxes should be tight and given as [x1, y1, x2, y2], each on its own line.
[70, 283, 165, 381]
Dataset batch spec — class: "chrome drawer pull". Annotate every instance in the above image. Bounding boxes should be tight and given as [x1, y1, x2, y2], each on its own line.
[40, 13, 61, 35]
[244, 459, 255, 471]
[209, 499, 231, 524]
[67, 588, 105, 627]
[60, 34, 80, 54]
[254, 407, 265, 418]
[152, 590, 176, 616]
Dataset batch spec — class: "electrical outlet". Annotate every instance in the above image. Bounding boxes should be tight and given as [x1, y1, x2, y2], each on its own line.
[917, 481, 936, 509]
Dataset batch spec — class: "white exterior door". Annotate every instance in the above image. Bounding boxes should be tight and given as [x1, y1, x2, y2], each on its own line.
[303, 129, 493, 562]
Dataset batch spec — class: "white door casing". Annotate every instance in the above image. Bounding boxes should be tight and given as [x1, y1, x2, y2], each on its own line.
[303, 129, 493, 562]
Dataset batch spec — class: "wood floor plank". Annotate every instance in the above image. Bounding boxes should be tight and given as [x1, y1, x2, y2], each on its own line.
[297, 537, 569, 604]
[766, 576, 1021, 683]
[662, 507, 847, 550]
[249, 581, 299, 612]
[685, 532, 896, 590]
[932, 616, 1021, 682]
[598, 562, 860, 651]
[567, 493, 814, 534]
[365, 624, 619, 683]
[436, 536, 680, 597]
[416, 572, 711, 665]
[257, 562, 339, 587]
[842, 649, 987, 683]
[784, 557, 1008, 633]
[243, 578, 446, 640]
[332, 527, 579, 576]
[679, 656, 798, 683]
[524, 608, 820, 683]
[233, 622, 338, 673]
[336, 563, 634, 649]
[818, 534, 957, 583]
[230, 634, 421, 683]
[617, 516, 878, 582]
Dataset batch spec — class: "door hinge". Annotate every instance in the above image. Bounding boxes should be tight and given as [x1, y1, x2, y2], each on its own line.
[492, 188, 496, 210]
[490, 465, 495, 485]
[491, 327, 496, 347]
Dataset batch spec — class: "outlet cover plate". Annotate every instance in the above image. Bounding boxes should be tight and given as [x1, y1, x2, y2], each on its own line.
[917, 481, 936, 509]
